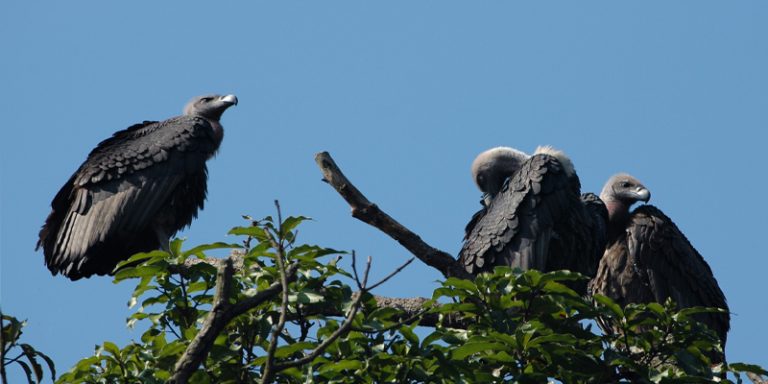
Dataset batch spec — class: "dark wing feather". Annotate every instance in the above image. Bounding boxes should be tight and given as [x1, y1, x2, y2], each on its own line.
[38, 116, 218, 279]
[463, 199, 488, 241]
[459, 154, 579, 275]
[576, 192, 608, 279]
[590, 205, 729, 346]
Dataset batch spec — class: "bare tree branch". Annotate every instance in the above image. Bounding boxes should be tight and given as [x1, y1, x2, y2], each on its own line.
[315, 151, 472, 280]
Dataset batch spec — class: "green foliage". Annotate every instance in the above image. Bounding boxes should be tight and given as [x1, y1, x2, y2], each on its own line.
[1, 313, 56, 384]
[45, 213, 765, 383]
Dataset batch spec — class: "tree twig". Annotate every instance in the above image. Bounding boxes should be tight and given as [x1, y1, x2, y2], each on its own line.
[170, 256, 234, 384]
[270, 255, 418, 374]
[261, 203, 291, 384]
[272, 283, 366, 372]
[0, 311, 7, 384]
[169, 259, 300, 384]
[367, 257, 415, 292]
[314, 151, 471, 280]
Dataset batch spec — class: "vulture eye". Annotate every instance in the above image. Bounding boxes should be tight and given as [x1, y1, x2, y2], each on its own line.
[200, 97, 212, 102]
[621, 181, 631, 188]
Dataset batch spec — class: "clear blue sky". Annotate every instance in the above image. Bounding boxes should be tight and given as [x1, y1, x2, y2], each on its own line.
[2, 1, 766, 381]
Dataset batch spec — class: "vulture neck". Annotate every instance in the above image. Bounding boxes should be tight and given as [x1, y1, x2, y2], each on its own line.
[207, 120, 225, 149]
[604, 199, 632, 243]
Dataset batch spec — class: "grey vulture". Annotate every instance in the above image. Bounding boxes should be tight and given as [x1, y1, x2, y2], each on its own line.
[459, 146, 608, 294]
[37, 94, 238, 280]
[588, 173, 729, 356]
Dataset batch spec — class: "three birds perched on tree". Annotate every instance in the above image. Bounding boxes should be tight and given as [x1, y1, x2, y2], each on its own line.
[35, 95, 728, 357]
[459, 146, 729, 352]
[37, 94, 238, 280]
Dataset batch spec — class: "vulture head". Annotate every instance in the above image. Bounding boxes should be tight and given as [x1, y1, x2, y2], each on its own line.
[471, 147, 529, 203]
[533, 145, 575, 178]
[184, 94, 239, 121]
[600, 173, 651, 224]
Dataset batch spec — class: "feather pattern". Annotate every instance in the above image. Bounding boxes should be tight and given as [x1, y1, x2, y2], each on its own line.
[460, 153, 607, 293]
[589, 204, 729, 350]
[37, 95, 236, 280]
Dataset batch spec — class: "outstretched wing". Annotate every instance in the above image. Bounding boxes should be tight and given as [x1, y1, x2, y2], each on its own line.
[38, 116, 217, 279]
[459, 154, 577, 275]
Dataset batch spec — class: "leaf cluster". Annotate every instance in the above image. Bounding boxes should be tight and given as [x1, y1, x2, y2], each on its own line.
[1, 313, 56, 384]
[36, 213, 768, 383]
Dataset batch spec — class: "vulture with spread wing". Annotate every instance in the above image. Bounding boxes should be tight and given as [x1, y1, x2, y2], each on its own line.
[588, 173, 729, 353]
[37, 94, 238, 280]
[459, 146, 607, 292]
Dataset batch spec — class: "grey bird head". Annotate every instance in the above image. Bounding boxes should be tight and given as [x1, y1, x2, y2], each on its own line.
[183, 94, 238, 121]
[471, 146, 529, 200]
[600, 173, 651, 204]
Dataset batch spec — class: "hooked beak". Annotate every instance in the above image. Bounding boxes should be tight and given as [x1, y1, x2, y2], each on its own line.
[634, 187, 651, 203]
[220, 94, 238, 106]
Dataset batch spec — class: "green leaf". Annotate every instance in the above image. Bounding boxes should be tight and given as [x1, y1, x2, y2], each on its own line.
[541, 280, 579, 297]
[280, 215, 312, 237]
[16, 359, 34, 384]
[2, 314, 25, 344]
[182, 242, 241, 257]
[646, 302, 666, 315]
[539, 269, 586, 283]
[169, 238, 184, 256]
[102, 341, 121, 357]
[593, 294, 624, 318]
[400, 325, 419, 346]
[676, 306, 726, 319]
[157, 341, 187, 358]
[20, 344, 44, 382]
[113, 264, 167, 280]
[452, 342, 506, 360]
[294, 291, 324, 304]
[274, 342, 316, 358]
[116, 250, 168, 268]
[443, 277, 477, 291]
[318, 359, 362, 373]
[227, 226, 268, 241]
[730, 363, 768, 375]
[35, 349, 57, 382]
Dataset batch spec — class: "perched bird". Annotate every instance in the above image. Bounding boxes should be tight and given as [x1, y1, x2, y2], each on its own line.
[37, 94, 238, 280]
[459, 146, 607, 293]
[470, 146, 529, 206]
[463, 147, 529, 238]
[589, 173, 729, 356]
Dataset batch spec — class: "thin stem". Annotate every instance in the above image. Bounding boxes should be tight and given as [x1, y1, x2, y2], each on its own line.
[0, 312, 7, 384]
[261, 207, 291, 384]
[366, 257, 414, 292]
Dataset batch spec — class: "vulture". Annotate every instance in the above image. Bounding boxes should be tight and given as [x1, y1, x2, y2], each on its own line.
[37, 94, 238, 280]
[588, 174, 729, 355]
[462, 147, 530, 237]
[459, 146, 607, 293]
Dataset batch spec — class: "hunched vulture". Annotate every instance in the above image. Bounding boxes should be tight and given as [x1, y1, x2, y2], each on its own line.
[588, 173, 729, 355]
[37, 94, 238, 280]
[459, 146, 607, 293]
